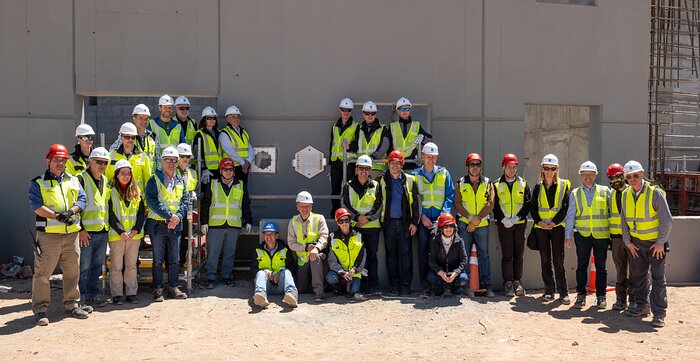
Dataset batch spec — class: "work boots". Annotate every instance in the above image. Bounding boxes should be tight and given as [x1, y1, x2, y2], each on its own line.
[612, 293, 627, 310]
[503, 281, 515, 297]
[254, 292, 270, 309]
[283, 291, 298, 308]
[626, 303, 651, 317]
[513, 280, 526, 296]
[573, 295, 586, 309]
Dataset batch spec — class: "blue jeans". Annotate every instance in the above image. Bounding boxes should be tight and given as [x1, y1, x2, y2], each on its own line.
[417, 219, 436, 290]
[79, 232, 108, 299]
[254, 269, 297, 295]
[150, 222, 181, 288]
[205, 227, 240, 281]
[326, 270, 361, 294]
[458, 222, 491, 287]
[427, 270, 469, 296]
[383, 219, 413, 291]
[574, 233, 608, 297]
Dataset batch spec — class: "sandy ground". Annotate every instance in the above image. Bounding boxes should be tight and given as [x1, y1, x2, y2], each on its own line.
[0, 278, 698, 361]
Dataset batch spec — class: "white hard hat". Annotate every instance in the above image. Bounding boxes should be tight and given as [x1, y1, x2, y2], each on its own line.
[201, 106, 217, 119]
[161, 146, 179, 159]
[132, 103, 151, 116]
[356, 155, 373, 167]
[158, 94, 174, 106]
[422, 142, 439, 155]
[225, 105, 241, 116]
[89, 147, 110, 160]
[362, 101, 377, 112]
[75, 124, 95, 137]
[114, 159, 133, 171]
[174, 96, 190, 106]
[396, 97, 412, 109]
[623, 160, 644, 175]
[176, 143, 192, 156]
[119, 122, 138, 136]
[579, 161, 598, 174]
[296, 191, 313, 204]
[339, 98, 354, 109]
[541, 154, 559, 166]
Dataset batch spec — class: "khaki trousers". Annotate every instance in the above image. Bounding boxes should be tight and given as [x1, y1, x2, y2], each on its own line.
[32, 232, 81, 314]
[108, 239, 141, 297]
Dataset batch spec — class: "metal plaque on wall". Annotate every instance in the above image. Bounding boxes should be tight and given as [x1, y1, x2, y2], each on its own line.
[292, 146, 326, 179]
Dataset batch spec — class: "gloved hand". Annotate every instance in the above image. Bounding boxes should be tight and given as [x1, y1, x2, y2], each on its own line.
[502, 218, 513, 229]
[201, 170, 213, 184]
[412, 134, 424, 145]
[244, 223, 252, 233]
[200, 224, 209, 235]
[56, 210, 75, 225]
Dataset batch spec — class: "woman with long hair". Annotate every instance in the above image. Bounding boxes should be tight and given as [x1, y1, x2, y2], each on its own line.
[192, 106, 222, 183]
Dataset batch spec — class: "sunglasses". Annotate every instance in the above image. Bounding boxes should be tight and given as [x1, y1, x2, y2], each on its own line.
[179, 155, 191, 159]
[221, 167, 235, 172]
[363, 112, 377, 116]
[163, 158, 178, 163]
[121, 135, 136, 140]
[542, 166, 557, 172]
[357, 166, 371, 172]
[625, 173, 641, 180]
[205, 116, 217, 120]
[78, 135, 94, 141]
[94, 160, 108, 166]
[398, 107, 411, 112]
[178, 107, 190, 111]
[608, 174, 624, 181]
[337, 218, 351, 225]
[468, 163, 482, 168]
[118, 170, 132, 177]
[340, 108, 352, 113]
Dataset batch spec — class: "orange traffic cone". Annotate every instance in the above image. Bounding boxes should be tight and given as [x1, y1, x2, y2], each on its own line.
[586, 254, 615, 293]
[469, 243, 486, 295]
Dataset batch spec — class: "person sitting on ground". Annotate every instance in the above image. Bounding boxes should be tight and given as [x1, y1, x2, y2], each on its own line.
[252, 222, 298, 309]
[326, 208, 366, 301]
[427, 213, 471, 298]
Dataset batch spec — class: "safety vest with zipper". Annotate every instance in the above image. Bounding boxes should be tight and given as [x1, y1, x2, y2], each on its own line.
[256, 247, 288, 273]
[221, 126, 250, 166]
[146, 175, 185, 221]
[331, 122, 358, 161]
[416, 167, 447, 211]
[34, 174, 82, 234]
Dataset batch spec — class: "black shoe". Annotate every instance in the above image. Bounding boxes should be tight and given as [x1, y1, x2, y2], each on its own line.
[34, 312, 49, 326]
[420, 289, 431, 299]
[366, 288, 381, 297]
[85, 296, 106, 308]
[387, 288, 400, 297]
[573, 295, 586, 309]
[503, 281, 515, 297]
[651, 317, 665, 327]
[69, 307, 90, 319]
[126, 295, 139, 304]
[559, 295, 571, 305]
[626, 303, 651, 317]
[205, 281, 215, 289]
[513, 280, 526, 296]
[596, 296, 607, 309]
[542, 293, 554, 302]
[153, 287, 164, 302]
[225, 278, 235, 287]
[314, 293, 325, 303]
[612, 295, 627, 310]
[112, 296, 124, 306]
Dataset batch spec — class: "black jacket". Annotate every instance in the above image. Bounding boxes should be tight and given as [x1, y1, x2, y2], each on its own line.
[428, 233, 468, 275]
[529, 181, 570, 225]
[341, 176, 384, 234]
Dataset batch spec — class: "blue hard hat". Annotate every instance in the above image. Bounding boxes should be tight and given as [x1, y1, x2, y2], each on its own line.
[262, 222, 279, 233]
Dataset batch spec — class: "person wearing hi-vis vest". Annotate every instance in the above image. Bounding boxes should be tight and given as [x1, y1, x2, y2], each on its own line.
[66, 124, 95, 176]
[77, 147, 111, 309]
[219, 105, 253, 190]
[412, 142, 455, 298]
[148, 95, 185, 168]
[379, 150, 421, 296]
[389, 97, 432, 171]
[341, 155, 383, 296]
[107, 122, 152, 193]
[144, 146, 190, 302]
[107, 160, 146, 305]
[454, 153, 496, 298]
[175, 143, 198, 267]
[192, 106, 222, 182]
[492, 154, 531, 298]
[606, 163, 635, 311]
[348, 101, 390, 177]
[287, 191, 329, 302]
[564, 161, 612, 310]
[199, 158, 252, 289]
[327, 208, 367, 301]
[111, 104, 158, 172]
[620, 160, 672, 328]
[28, 144, 90, 326]
[329, 98, 358, 218]
[173, 96, 198, 146]
[252, 222, 298, 309]
[529, 154, 571, 305]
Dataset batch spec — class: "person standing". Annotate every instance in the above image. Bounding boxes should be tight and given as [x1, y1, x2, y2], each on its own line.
[175, 143, 198, 267]
[607, 163, 635, 310]
[107, 122, 152, 192]
[219, 105, 253, 189]
[173, 96, 197, 145]
[66, 124, 95, 176]
[192, 106, 222, 182]
[348, 101, 389, 176]
[329, 98, 358, 217]
[148, 95, 184, 163]
[389, 97, 432, 170]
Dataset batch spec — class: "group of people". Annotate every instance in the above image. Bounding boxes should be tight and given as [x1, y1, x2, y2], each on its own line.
[28, 95, 672, 330]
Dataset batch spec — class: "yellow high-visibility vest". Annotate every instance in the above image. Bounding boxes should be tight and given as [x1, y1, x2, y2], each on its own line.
[108, 188, 144, 242]
[208, 179, 243, 228]
[34, 175, 82, 234]
[330, 234, 363, 279]
[357, 125, 386, 171]
[390, 121, 420, 156]
[609, 187, 625, 236]
[458, 176, 491, 227]
[494, 177, 527, 225]
[416, 168, 447, 210]
[256, 247, 288, 273]
[146, 175, 185, 221]
[221, 126, 250, 166]
[290, 213, 323, 266]
[330, 122, 358, 161]
[534, 179, 571, 229]
[622, 182, 664, 241]
[573, 185, 610, 239]
[79, 172, 110, 232]
[349, 180, 381, 229]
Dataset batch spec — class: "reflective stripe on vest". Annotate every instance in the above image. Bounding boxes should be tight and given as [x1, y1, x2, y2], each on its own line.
[331, 122, 358, 161]
[108, 151, 151, 191]
[209, 179, 243, 227]
[622, 182, 663, 241]
[256, 247, 288, 273]
[573, 185, 610, 239]
[149, 118, 182, 153]
[147, 175, 185, 221]
[135, 134, 157, 167]
[35, 175, 82, 234]
[291, 213, 323, 266]
[65, 157, 87, 177]
[416, 168, 447, 210]
[178, 167, 198, 192]
[221, 127, 250, 166]
[358, 125, 386, 170]
[494, 177, 526, 225]
[534, 179, 570, 229]
[330, 235, 363, 279]
[196, 130, 222, 171]
[79, 172, 110, 232]
[390, 121, 420, 156]
[609, 188, 624, 235]
[349, 180, 381, 229]
[458, 176, 490, 227]
[379, 174, 415, 223]
[181, 118, 197, 145]
[108, 188, 144, 242]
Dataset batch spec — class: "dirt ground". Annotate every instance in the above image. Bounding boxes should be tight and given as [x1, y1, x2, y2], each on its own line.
[0, 278, 698, 361]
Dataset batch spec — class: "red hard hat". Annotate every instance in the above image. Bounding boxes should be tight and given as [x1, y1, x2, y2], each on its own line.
[502, 153, 519, 166]
[607, 163, 624, 178]
[334, 208, 352, 223]
[219, 158, 235, 170]
[387, 150, 405, 164]
[437, 213, 456, 227]
[46, 144, 70, 159]
[466, 153, 482, 166]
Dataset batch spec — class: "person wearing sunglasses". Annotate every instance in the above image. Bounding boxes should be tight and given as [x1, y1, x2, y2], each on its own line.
[329, 98, 358, 218]
[620, 160, 672, 328]
[427, 213, 470, 298]
[199, 158, 252, 288]
[348, 101, 389, 176]
[564, 161, 611, 310]
[606, 163, 635, 311]
[455, 152, 495, 298]
[76, 147, 111, 309]
[529, 154, 571, 305]
[252, 222, 298, 309]
[111, 104, 158, 171]
[326, 208, 367, 301]
[174, 96, 198, 146]
[219, 105, 253, 192]
[107, 122, 152, 192]
[492, 153, 531, 298]
[144, 146, 190, 302]
[192, 106, 222, 183]
[341, 155, 383, 296]
[147, 95, 185, 165]
[389, 97, 432, 171]
[175, 143, 199, 268]
[66, 123, 96, 176]
[412, 142, 455, 298]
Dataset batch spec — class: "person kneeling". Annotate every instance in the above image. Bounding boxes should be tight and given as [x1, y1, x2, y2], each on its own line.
[427, 213, 471, 297]
[252, 222, 298, 309]
[327, 208, 366, 301]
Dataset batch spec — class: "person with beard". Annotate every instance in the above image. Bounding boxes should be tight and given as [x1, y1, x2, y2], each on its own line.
[606, 163, 635, 311]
